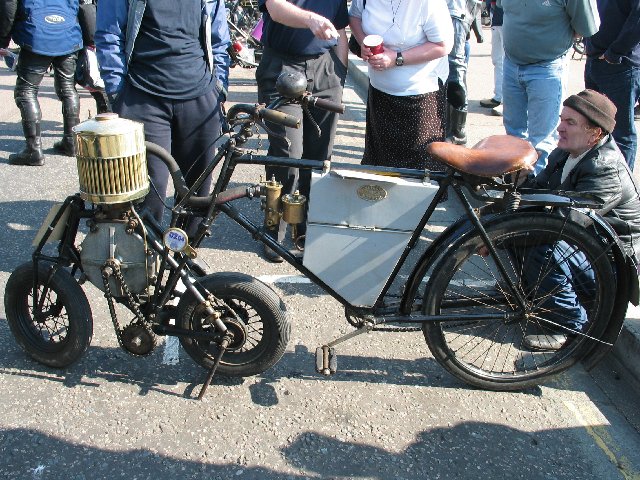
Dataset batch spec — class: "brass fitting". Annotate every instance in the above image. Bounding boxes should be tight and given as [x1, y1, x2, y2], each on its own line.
[261, 176, 282, 231]
[282, 190, 306, 225]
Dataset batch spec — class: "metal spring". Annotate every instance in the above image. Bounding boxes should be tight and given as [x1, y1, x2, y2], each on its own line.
[504, 191, 521, 211]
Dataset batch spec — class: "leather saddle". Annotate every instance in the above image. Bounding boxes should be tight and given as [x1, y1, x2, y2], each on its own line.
[426, 135, 538, 178]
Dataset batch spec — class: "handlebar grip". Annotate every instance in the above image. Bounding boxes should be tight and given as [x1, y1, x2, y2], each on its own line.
[259, 108, 301, 129]
[308, 96, 346, 114]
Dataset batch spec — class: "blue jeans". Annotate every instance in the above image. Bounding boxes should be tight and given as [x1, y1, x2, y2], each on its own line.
[447, 17, 470, 110]
[585, 58, 640, 171]
[521, 241, 595, 333]
[502, 55, 568, 173]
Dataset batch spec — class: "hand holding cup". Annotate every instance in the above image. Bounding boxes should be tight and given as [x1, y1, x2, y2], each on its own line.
[363, 35, 384, 55]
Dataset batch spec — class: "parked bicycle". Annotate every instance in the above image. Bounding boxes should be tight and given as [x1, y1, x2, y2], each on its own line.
[5, 72, 638, 399]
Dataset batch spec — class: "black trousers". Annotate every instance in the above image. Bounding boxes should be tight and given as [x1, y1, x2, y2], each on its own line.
[256, 47, 347, 239]
[14, 49, 79, 123]
[113, 82, 223, 237]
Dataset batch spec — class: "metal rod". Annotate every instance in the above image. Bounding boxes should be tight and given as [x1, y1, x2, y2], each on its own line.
[197, 336, 230, 400]
[452, 184, 529, 310]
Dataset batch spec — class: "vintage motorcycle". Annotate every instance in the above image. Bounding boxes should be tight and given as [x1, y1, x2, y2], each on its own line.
[5, 72, 638, 399]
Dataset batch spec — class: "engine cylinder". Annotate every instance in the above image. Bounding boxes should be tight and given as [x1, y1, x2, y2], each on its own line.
[74, 113, 149, 205]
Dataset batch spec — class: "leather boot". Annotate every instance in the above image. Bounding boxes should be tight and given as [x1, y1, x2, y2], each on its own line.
[53, 114, 80, 156]
[9, 121, 45, 166]
[446, 107, 467, 145]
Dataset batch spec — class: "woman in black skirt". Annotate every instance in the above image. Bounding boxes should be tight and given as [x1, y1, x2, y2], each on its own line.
[349, 0, 453, 171]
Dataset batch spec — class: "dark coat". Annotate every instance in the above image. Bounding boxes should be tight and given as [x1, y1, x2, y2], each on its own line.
[524, 135, 640, 259]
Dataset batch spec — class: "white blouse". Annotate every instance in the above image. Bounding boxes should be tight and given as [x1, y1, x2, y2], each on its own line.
[350, 0, 454, 96]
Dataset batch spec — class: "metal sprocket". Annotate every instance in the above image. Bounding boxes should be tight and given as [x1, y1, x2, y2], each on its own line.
[121, 322, 157, 356]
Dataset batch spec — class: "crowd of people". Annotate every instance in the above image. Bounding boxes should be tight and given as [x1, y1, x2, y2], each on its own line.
[0, 0, 639, 348]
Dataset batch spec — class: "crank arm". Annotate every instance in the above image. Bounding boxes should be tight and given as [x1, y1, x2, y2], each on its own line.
[315, 323, 375, 376]
[326, 323, 375, 348]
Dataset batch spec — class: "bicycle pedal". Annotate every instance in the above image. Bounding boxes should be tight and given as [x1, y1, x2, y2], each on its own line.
[315, 346, 337, 375]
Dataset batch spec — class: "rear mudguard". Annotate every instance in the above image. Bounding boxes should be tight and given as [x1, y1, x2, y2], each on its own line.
[400, 205, 638, 370]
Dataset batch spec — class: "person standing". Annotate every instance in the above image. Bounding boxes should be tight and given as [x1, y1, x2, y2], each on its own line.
[445, 0, 482, 145]
[349, 0, 453, 168]
[95, 0, 230, 236]
[0, 0, 83, 166]
[498, 0, 599, 173]
[479, 1, 503, 112]
[256, 0, 349, 262]
[584, 0, 640, 171]
[77, 0, 110, 115]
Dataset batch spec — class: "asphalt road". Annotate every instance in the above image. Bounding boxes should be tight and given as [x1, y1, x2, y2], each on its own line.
[0, 61, 639, 480]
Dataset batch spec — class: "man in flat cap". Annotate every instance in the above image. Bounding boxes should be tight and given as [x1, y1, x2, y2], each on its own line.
[521, 89, 640, 351]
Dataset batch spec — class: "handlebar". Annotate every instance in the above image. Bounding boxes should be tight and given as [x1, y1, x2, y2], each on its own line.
[259, 107, 300, 128]
[303, 96, 346, 114]
[226, 93, 346, 130]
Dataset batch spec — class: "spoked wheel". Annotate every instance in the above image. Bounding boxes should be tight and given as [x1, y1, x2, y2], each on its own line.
[177, 272, 290, 376]
[422, 214, 616, 390]
[4, 262, 93, 367]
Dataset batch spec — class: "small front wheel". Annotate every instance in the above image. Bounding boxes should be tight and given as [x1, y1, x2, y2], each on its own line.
[177, 272, 290, 376]
[422, 214, 616, 390]
[5, 262, 93, 368]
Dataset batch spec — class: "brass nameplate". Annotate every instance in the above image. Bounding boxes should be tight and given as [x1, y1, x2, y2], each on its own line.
[357, 184, 387, 201]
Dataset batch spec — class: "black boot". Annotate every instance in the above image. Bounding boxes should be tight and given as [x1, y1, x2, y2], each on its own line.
[446, 108, 467, 145]
[9, 121, 45, 166]
[53, 114, 80, 156]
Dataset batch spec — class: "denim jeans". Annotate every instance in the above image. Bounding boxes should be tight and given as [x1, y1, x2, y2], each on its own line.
[521, 241, 596, 333]
[585, 58, 640, 171]
[447, 17, 470, 110]
[502, 55, 568, 173]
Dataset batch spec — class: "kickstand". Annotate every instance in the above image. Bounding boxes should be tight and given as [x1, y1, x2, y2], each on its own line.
[197, 336, 231, 400]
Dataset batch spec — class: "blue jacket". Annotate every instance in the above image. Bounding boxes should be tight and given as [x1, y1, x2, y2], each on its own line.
[585, 0, 640, 67]
[0, 0, 83, 55]
[95, 0, 230, 99]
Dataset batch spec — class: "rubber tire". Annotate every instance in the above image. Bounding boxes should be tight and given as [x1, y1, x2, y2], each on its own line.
[177, 272, 290, 377]
[421, 214, 616, 391]
[5, 262, 93, 368]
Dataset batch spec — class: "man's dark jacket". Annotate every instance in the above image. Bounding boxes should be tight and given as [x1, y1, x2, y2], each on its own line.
[524, 135, 640, 259]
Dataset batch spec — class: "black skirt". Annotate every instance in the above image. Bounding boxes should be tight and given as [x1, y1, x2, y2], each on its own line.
[362, 83, 447, 171]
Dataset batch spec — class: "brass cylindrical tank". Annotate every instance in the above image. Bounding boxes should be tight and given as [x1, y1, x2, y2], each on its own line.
[74, 113, 149, 204]
[282, 190, 306, 225]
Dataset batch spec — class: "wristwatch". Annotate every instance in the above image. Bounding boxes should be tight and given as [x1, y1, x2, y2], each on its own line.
[395, 51, 404, 66]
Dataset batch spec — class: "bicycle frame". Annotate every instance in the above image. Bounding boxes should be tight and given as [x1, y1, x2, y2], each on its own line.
[182, 146, 531, 326]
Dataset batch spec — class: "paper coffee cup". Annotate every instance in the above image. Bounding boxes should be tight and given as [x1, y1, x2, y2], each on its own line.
[363, 35, 384, 54]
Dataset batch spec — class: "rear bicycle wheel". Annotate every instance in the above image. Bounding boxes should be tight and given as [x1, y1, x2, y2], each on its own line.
[422, 214, 616, 390]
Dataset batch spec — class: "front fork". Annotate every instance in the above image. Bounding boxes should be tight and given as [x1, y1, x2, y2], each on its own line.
[31, 195, 87, 317]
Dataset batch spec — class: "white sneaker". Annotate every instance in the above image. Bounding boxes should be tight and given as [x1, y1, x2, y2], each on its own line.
[491, 104, 503, 117]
